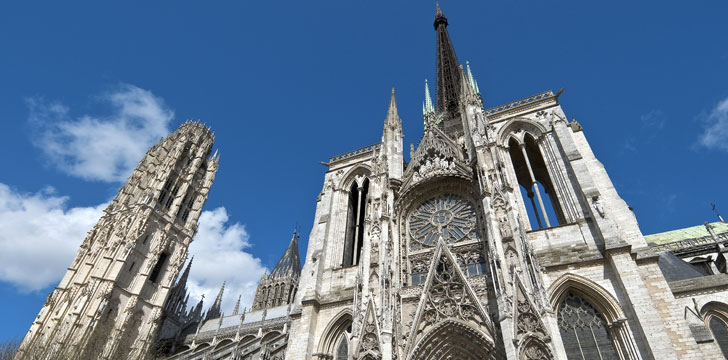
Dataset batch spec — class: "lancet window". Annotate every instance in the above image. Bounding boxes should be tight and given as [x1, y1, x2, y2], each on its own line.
[176, 191, 196, 224]
[708, 315, 728, 357]
[343, 178, 368, 267]
[159, 176, 180, 211]
[335, 334, 348, 360]
[508, 135, 565, 230]
[557, 292, 618, 360]
[149, 252, 168, 283]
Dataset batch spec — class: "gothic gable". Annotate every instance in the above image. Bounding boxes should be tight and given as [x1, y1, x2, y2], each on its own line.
[405, 240, 494, 357]
[401, 128, 471, 195]
[356, 297, 382, 360]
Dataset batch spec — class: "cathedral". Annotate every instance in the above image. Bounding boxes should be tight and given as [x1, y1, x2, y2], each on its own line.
[16, 5, 728, 360]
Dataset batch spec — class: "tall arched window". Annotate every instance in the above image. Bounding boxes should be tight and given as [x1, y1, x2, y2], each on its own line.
[343, 178, 368, 266]
[508, 135, 564, 230]
[708, 315, 728, 357]
[557, 292, 618, 359]
[335, 334, 348, 360]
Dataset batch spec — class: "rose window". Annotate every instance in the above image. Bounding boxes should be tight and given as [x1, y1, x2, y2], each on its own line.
[409, 194, 478, 250]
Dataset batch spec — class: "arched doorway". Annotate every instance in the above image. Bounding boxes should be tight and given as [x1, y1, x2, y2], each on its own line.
[409, 320, 495, 360]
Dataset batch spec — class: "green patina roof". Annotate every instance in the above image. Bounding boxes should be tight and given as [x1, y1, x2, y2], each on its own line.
[644, 221, 728, 245]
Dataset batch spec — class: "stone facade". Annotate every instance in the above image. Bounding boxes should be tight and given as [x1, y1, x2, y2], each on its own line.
[17, 5, 728, 360]
[285, 6, 728, 360]
[17, 121, 219, 360]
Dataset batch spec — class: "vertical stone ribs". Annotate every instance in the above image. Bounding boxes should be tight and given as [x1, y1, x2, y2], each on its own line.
[434, 4, 463, 137]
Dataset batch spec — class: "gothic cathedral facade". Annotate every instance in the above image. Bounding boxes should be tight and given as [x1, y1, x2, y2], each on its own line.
[17, 5, 728, 360]
[284, 6, 728, 360]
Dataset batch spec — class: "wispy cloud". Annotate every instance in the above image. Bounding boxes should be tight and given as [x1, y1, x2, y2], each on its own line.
[697, 96, 728, 151]
[0, 184, 106, 292]
[640, 109, 665, 130]
[28, 84, 173, 182]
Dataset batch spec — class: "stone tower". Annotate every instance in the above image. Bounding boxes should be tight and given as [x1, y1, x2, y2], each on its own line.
[251, 229, 301, 311]
[286, 5, 728, 360]
[17, 121, 219, 360]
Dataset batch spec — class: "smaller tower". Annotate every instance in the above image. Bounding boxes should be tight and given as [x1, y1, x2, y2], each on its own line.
[251, 230, 301, 311]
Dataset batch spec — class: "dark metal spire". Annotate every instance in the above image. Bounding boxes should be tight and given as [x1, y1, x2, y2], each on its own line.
[270, 229, 301, 279]
[434, 3, 463, 137]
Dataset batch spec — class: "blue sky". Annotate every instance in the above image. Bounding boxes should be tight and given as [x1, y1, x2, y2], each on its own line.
[1, 1, 727, 342]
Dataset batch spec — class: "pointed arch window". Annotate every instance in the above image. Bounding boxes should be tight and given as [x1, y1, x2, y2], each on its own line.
[335, 334, 349, 360]
[557, 292, 619, 360]
[176, 191, 196, 224]
[343, 178, 368, 267]
[708, 315, 728, 357]
[508, 135, 565, 230]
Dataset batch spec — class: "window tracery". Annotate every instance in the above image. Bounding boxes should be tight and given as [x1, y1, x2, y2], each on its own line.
[408, 194, 478, 251]
[557, 292, 618, 360]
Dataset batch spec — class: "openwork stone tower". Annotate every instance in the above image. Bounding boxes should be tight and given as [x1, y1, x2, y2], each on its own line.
[17, 122, 219, 360]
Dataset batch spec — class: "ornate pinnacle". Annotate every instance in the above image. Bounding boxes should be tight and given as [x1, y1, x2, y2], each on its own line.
[232, 295, 241, 315]
[466, 61, 480, 94]
[423, 79, 435, 116]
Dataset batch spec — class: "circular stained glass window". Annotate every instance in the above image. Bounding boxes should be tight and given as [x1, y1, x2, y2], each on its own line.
[409, 194, 478, 250]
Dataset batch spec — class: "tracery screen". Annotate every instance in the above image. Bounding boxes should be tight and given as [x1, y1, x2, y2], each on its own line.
[409, 194, 479, 251]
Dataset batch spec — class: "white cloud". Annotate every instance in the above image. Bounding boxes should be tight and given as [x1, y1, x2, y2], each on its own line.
[0, 183, 106, 292]
[0, 185, 266, 310]
[698, 96, 728, 151]
[185, 207, 267, 315]
[28, 84, 173, 182]
[11, 84, 266, 315]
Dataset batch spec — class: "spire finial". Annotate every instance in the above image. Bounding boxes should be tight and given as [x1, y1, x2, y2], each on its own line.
[434, 2, 447, 29]
[465, 61, 480, 94]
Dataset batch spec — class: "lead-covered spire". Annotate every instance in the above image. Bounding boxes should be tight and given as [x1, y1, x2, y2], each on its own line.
[434, 3, 463, 137]
[270, 229, 301, 279]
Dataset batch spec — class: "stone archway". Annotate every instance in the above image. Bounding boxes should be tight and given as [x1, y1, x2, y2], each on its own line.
[409, 320, 495, 360]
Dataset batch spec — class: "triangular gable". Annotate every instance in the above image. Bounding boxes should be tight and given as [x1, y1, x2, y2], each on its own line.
[405, 239, 493, 355]
[512, 274, 548, 342]
[401, 128, 472, 193]
[356, 295, 382, 359]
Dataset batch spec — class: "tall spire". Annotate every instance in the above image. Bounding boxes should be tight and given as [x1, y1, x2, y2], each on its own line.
[178, 256, 193, 287]
[205, 281, 225, 320]
[434, 3, 463, 137]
